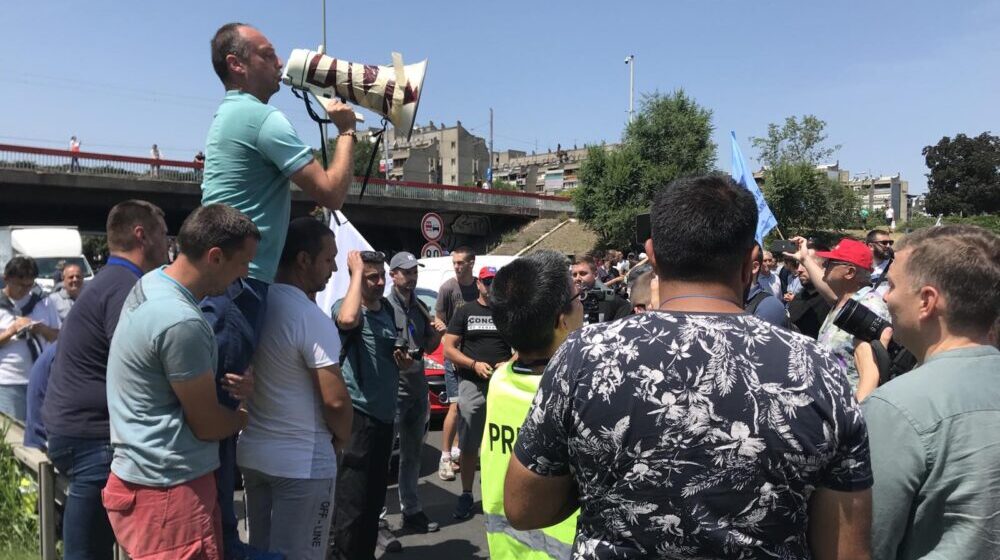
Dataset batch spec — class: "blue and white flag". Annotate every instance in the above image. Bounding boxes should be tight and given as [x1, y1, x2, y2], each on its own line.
[731, 131, 777, 244]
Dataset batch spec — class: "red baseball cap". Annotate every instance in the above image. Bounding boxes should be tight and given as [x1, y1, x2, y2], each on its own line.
[478, 266, 498, 280]
[815, 238, 873, 271]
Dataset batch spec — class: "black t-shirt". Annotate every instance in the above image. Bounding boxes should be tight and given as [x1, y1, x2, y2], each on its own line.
[788, 284, 831, 339]
[446, 300, 512, 381]
[42, 262, 141, 438]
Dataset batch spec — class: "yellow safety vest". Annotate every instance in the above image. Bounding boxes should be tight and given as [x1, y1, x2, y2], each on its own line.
[480, 362, 577, 560]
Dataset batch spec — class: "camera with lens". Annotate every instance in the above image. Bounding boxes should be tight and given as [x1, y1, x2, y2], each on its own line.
[580, 286, 618, 324]
[833, 299, 917, 383]
[393, 336, 423, 360]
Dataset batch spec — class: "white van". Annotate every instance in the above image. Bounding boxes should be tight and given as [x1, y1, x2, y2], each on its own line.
[416, 255, 518, 293]
[0, 226, 95, 292]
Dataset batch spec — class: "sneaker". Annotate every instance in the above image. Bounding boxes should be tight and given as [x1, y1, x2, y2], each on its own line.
[402, 511, 440, 533]
[438, 457, 455, 481]
[377, 521, 402, 553]
[453, 492, 474, 520]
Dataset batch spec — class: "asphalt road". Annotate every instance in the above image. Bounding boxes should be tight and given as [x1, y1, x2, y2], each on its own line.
[236, 423, 490, 559]
[380, 423, 489, 559]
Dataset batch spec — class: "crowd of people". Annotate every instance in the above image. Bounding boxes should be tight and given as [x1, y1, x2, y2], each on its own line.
[2, 20, 999, 560]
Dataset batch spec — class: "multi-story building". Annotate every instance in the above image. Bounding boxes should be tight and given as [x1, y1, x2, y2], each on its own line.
[367, 120, 490, 186]
[753, 162, 909, 223]
[492, 144, 615, 194]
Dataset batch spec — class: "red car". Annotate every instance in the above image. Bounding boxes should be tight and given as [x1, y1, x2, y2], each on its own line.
[416, 288, 449, 420]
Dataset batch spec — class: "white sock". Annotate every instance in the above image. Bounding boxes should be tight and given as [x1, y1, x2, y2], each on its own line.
[441, 451, 451, 461]
[451, 447, 461, 460]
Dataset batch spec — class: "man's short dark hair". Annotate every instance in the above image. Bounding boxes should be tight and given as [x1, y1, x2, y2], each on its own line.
[177, 204, 260, 260]
[279, 217, 334, 268]
[106, 200, 166, 252]
[4, 256, 38, 279]
[490, 250, 572, 353]
[866, 229, 891, 244]
[211, 22, 252, 85]
[452, 246, 476, 260]
[895, 225, 1000, 334]
[651, 175, 757, 281]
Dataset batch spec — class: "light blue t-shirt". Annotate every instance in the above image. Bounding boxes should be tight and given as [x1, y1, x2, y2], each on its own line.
[201, 90, 314, 283]
[106, 268, 219, 486]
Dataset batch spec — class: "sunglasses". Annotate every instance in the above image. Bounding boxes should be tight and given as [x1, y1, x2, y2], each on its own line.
[480, 278, 493, 287]
[823, 260, 854, 270]
[872, 240, 894, 247]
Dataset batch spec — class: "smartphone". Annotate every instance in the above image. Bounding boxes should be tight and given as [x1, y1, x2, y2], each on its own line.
[769, 240, 798, 256]
[635, 213, 651, 245]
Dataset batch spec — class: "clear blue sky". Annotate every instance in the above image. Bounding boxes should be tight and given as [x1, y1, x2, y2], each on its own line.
[2, 0, 997, 193]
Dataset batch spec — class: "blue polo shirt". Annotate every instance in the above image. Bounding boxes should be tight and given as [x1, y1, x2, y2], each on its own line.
[201, 90, 314, 284]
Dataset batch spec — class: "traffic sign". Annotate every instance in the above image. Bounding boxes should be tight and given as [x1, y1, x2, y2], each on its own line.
[421, 212, 444, 242]
[421, 241, 444, 259]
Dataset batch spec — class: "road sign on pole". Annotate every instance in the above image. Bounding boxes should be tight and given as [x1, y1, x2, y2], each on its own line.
[421, 212, 444, 242]
[421, 241, 444, 259]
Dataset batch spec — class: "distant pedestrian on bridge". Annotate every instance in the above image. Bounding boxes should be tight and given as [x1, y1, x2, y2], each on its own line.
[201, 22, 358, 559]
[149, 144, 161, 177]
[69, 136, 81, 172]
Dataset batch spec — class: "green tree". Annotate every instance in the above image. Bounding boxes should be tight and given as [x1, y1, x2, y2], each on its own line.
[318, 136, 379, 177]
[574, 90, 716, 248]
[763, 162, 858, 232]
[751, 115, 840, 168]
[491, 179, 518, 191]
[923, 132, 1000, 216]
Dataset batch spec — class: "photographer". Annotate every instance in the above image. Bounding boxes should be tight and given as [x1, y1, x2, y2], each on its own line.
[570, 256, 631, 325]
[789, 237, 887, 400]
[387, 252, 444, 534]
[863, 225, 1000, 560]
[331, 250, 410, 560]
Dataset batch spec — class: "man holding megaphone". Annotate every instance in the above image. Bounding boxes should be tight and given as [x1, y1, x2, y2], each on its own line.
[199, 22, 358, 560]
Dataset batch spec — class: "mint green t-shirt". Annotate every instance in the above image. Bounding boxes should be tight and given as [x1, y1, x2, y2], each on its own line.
[331, 299, 400, 424]
[106, 268, 219, 486]
[201, 90, 314, 283]
[864, 345, 1000, 560]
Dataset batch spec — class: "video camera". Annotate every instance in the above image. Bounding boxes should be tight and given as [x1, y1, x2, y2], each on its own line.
[833, 299, 917, 383]
[581, 286, 617, 324]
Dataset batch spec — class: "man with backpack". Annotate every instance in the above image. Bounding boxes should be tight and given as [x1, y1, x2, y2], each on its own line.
[745, 243, 790, 329]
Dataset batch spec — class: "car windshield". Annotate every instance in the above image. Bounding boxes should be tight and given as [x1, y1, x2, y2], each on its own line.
[32, 257, 94, 280]
[415, 288, 438, 311]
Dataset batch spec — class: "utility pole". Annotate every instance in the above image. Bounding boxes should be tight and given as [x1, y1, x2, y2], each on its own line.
[488, 108, 494, 188]
[384, 126, 391, 181]
[625, 54, 636, 123]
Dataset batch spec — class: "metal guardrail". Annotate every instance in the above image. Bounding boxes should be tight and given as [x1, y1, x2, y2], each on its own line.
[0, 143, 577, 215]
[1, 414, 127, 559]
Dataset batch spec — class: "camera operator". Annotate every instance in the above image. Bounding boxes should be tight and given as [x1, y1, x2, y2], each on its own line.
[386, 252, 444, 534]
[862, 225, 1000, 560]
[788, 237, 888, 400]
[570, 256, 631, 325]
[331, 250, 410, 560]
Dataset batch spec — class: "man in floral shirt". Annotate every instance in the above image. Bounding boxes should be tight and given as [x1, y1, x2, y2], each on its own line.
[505, 175, 873, 560]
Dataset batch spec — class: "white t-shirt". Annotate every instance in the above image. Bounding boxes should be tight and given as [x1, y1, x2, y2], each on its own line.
[237, 284, 342, 479]
[0, 292, 59, 385]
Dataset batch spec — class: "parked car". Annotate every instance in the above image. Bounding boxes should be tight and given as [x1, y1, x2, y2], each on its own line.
[415, 287, 449, 420]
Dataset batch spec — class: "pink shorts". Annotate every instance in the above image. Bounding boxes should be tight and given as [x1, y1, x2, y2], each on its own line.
[102, 471, 222, 560]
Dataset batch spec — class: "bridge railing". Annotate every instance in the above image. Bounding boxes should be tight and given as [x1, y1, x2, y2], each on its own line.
[0, 143, 202, 183]
[0, 143, 576, 214]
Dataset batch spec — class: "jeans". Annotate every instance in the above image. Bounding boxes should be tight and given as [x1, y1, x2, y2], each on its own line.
[331, 409, 395, 560]
[47, 434, 115, 560]
[0, 383, 27, 422]
[201, 277, 270, 558]
[396, 394, 430, 516]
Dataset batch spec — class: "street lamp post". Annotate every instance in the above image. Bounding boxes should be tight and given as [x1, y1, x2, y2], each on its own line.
[625, 54, 635, 123]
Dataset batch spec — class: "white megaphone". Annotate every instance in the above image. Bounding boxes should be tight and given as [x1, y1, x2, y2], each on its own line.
[282, 49, 427, 140]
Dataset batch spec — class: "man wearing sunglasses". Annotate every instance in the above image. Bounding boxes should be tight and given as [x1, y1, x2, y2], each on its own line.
[866, 230, 894, 293]
[790, 237, 890, 401]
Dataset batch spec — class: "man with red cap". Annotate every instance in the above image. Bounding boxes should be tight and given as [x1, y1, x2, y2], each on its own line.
[789, 237, 889, 401]
[442, 265, 513, 521]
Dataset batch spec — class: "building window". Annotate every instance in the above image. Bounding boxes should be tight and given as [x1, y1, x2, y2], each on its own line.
[451, 175, 456, 182]
[451, 141, 456, 149]
[451, 158, 456, 166]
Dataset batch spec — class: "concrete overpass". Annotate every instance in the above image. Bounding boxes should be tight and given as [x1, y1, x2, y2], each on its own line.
[0, 143, 574, 254]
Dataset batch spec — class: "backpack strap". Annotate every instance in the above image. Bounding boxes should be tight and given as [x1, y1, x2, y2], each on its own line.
[745, 291, 771, 315]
